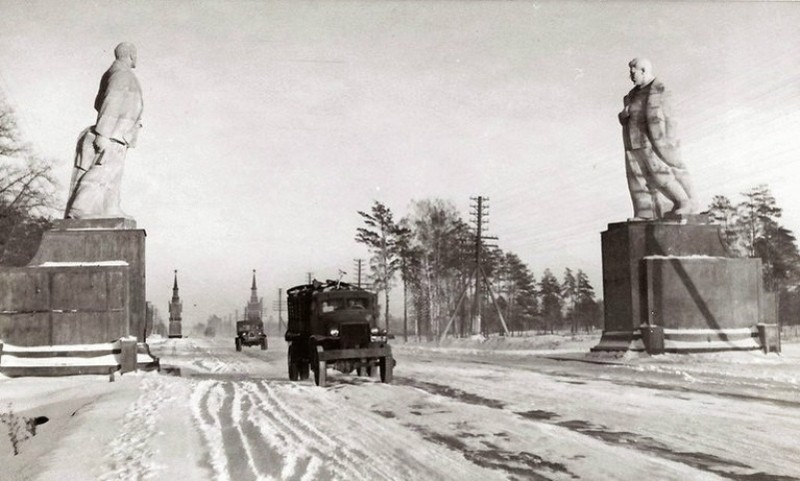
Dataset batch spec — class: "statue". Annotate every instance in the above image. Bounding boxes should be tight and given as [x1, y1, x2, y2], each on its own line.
[65, 42, 143, 220]
[619, 58, 696, 220]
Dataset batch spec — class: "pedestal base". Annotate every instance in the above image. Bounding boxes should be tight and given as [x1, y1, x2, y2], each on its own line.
[594, 219, 777, 353]
[0, 218, 146, 347]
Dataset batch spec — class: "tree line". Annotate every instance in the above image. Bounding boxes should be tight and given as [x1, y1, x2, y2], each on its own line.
[357, 187, 800, 339]
[355, 199, 602, 340]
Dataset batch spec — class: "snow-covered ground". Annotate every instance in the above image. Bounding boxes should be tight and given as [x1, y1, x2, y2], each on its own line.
[1, 334, 799, 480]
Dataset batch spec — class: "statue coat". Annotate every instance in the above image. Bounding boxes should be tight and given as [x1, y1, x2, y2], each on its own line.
[93, 59, 143, 148]
[621, 78, 683, 168]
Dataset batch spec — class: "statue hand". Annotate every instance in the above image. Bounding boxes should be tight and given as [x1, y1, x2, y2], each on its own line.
[93, 135, 111, 154]
[618, 108, 630, 125]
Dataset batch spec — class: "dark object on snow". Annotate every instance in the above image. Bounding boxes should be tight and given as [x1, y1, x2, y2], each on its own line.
[235, 320, 267, 351]
[285, 280, 393, 387]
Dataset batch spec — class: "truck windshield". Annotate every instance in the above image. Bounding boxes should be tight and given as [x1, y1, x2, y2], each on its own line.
[320, 298, 369, 313]
[321, 299, 345, 313]
[346, 298, 368, 309]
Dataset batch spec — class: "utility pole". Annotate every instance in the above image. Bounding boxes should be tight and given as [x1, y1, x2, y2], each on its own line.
[470, 196, 497, 335]
[306, 272, 313, 284]
[353, 259, 364, 288]
[272, 288, 285, 334]
[439, 195, 507, 342]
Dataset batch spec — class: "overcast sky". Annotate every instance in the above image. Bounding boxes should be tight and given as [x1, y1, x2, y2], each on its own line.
[1, 1, 799, 326]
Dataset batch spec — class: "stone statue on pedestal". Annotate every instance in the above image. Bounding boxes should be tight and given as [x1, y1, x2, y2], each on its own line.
[65, 42, 143, 220]
[619, 58, 697, 220]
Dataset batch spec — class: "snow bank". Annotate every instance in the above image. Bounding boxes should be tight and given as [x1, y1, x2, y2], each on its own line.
[35, 261, 129, 267]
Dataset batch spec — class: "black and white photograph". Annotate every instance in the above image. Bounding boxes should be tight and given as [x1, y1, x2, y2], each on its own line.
[1, 1, 799, 480]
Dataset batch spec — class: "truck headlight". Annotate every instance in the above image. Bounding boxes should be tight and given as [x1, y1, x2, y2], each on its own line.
[329, 329, 340, 337]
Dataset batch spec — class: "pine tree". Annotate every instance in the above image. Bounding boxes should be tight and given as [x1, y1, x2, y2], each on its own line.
[737, 185, 782, 257]
[539, 269, 562, 334]
[707, 194, 739, 254]
[574, 270, 600, 332]
[735, 185, 800, 290]
[754, 220, 800, 290]
[561, 268, 578, 333]
[499, 253, 538, 334]
[355, 201, 402, 329]
[394, 219, 419, 341]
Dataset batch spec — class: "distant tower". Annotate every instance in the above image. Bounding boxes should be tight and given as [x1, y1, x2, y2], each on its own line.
[168, 270, 183, 338]
[244, 269, 263, 324]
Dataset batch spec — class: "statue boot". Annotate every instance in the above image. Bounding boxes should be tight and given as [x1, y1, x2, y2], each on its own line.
[659, 179, 691, 216]
[650, 190, 670, 219]
[673, 167, 698, 214]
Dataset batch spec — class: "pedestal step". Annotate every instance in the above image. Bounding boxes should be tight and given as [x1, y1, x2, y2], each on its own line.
[0, 338, 159, 378]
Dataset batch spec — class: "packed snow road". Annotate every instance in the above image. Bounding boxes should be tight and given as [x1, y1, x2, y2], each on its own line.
[3, 336, 799, 480]
[154, 337, 800, 481]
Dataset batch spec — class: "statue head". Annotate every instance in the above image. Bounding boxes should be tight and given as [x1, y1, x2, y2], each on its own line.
[628, 58, 654, 87]
[114, 42, 138, 69]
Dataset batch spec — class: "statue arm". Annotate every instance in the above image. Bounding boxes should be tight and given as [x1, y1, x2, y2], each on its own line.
[94, 71, 143, 144]
[618, 95, 630, 125]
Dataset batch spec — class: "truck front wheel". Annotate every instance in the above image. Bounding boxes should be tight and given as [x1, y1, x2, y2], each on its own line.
[379, 356, 393, 383]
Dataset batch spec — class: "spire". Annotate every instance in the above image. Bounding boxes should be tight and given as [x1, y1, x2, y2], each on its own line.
[250, 269, 259, 303]
[169, 269, 183, 325]
[246, 269, 263, 322]
[171, 269, 180, 301]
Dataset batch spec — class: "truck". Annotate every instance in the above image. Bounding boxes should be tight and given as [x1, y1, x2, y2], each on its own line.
[285, 280, 393, 387]
[235, 320, 267, 351]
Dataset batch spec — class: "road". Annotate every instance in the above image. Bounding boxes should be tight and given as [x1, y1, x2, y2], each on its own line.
[110, 336, 800, 481]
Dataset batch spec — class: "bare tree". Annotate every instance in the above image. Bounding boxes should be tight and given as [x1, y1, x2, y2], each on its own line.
[0, 95, 57, 265]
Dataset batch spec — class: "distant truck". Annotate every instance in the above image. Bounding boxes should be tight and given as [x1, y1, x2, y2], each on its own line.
[235, 320, 267, 351]
[285, 280, 393, 387]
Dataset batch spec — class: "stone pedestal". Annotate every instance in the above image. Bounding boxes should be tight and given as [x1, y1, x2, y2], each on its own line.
[593, 218, 775, 353]
[0, 218, 146, 346]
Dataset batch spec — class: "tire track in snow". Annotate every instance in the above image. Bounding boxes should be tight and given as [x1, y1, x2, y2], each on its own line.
[238, 383, 324, 481]
[248, 381, 489, 481]
[217, 382, 259, 481]
[192, 379, 342, 481]
[238, 387, 283, 478]
[191, 380, 232, 481]
[243, 381, 371, 481]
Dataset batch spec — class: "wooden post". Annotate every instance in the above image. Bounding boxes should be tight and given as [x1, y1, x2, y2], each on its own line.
[120, 338, 137, 374]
